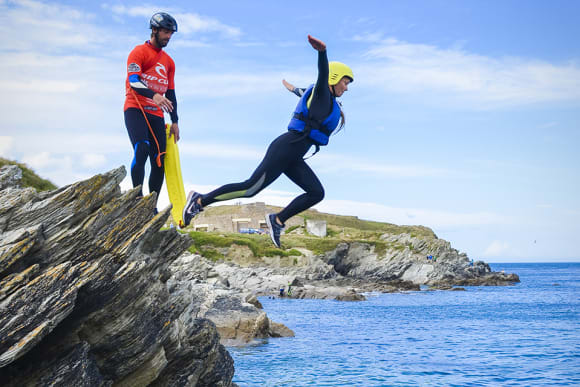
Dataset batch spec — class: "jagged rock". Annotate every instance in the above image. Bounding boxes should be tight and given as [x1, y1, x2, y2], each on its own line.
[178, 252, 423, 301]
[289, 277, 303, 287]
[244, 293, 263, 309]
[335, 289, 366, 301]
[0, 166, 235, 386]
[320, 237, 519, 286]
[168, 254, 293, 345]
[0, 165, 22, 190]
[288, 285, 366, 301]
[179, 231, 517, 300]
[269, 320, 295, 338]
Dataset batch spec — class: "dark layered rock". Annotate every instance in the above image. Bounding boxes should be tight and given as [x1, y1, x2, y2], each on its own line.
[167, 254, 294, 346]
[183, 231, 516, 302]
[321, 237, 519, 286]
[178, 253, 421, 302]
[0, 166, 235, 386]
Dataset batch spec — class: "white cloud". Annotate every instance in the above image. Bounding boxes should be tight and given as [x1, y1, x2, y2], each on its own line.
[104, 4, 157, 18]
[22, 151, 70, 170]
[0, 51, 123, 132]
[482, 240, 515, 257]
[176, 141, 454, 179]
[81, 153, 107, 168]
[172, 40, 211, 48]
[358, 38, 580, 109]
[177, 71, 288, 97]
[536, 204, 554, 209]
[538, 122, 559, 129]
[315, 199, 514, 229]
[10, 133, 128, 155]
[105, 5, 241, 38]
[176, 12, 241, 37]
[0, 136, 13, 157]
[179, 141, 263, 160]
[161, 185, 513, 230]
[18, 152, 92, 186]
[314, 153, 455, 178]
[0, 0, 104, 52]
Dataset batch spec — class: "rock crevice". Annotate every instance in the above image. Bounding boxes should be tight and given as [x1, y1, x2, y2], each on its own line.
[0, 166, 235, 386]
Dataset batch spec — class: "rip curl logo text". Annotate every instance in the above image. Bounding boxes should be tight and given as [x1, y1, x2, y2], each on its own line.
[141, 63, 168, 85]
[155, 63, 167, 78]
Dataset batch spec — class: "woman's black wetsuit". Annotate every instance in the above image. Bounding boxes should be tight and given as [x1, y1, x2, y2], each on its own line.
[199, 50, 337, 224]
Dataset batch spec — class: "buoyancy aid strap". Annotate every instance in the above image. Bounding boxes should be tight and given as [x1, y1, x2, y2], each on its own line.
[130, 88, 165, 168]
[292, 113, 332, 137]
[303, 144, 320, 160]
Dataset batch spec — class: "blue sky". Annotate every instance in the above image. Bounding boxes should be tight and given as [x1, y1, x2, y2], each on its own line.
[1, 0, 579, 262]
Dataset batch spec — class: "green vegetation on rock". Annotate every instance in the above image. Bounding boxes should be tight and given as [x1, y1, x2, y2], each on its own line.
[0, 157, 57, 191]
[300, 210, 435, 239]
[187, 231, 303, 262]
[186, 231, 409, 261]
[197, 204, 436, 239]
[183, 203, 436, 261]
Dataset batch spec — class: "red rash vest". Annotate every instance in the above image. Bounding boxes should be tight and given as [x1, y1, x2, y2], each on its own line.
[124, 41, 176, 118]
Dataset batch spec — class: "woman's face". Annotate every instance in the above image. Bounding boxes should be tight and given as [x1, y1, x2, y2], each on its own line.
[332, 77, 351, 97]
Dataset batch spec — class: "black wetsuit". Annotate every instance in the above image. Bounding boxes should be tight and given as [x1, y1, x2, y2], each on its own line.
[124, 109, 167, 199]
[200, 50, 337, 224]
[124, 41, 178, 202]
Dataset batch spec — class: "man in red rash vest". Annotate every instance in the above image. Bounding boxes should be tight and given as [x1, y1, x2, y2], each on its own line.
[124, 12, 180, 213]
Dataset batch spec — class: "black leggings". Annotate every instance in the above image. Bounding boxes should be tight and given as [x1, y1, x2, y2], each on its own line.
[201, 131, 324, 223]
[124, 108, 166, 202]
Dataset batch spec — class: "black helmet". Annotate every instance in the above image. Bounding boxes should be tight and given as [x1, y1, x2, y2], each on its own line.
[150, 12, 178, 33]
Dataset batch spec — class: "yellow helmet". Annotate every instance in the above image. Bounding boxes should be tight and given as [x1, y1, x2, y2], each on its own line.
[328, 61, 354, 85]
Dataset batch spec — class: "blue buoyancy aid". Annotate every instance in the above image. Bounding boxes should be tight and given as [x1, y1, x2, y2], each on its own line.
[287, 85, 341, 146]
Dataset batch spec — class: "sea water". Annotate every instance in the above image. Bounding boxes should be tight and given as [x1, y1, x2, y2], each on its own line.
[229, 263, 580, 386]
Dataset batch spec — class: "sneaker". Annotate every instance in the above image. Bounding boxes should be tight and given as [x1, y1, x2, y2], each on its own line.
[182, 191, 203, 227]
[266, 213, 284, 248]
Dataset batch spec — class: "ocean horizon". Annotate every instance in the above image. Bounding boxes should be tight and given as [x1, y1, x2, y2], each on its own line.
[229, 262, 580, 386]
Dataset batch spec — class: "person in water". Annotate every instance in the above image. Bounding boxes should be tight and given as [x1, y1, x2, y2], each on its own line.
[183, 35, 353, 248]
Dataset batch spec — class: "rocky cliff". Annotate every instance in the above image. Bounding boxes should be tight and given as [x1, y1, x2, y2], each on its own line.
[0, 163, 519, 384]
[176, 218, 519, 301]
[0, 165, 238, 386]
[322, 234, 520, 286]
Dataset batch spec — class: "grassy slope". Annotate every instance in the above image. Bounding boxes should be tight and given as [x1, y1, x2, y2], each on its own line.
[0, 157, 57, 191]
[187, 203, 437, 263]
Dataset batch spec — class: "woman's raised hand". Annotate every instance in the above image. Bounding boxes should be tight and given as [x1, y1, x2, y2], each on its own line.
[308, 35, 326, 52]
[282, 79, 295, 92]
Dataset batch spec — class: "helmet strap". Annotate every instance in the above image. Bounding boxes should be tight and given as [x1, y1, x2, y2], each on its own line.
[331, 85, 337, 97]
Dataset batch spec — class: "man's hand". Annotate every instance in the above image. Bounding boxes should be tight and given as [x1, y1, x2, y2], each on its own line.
[170, 122, 180, 143]
[308, 35, 326, 52]
[153, 93, 174, 112]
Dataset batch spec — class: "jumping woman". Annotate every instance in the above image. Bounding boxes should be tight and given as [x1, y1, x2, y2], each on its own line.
[183, 35, 353, 248]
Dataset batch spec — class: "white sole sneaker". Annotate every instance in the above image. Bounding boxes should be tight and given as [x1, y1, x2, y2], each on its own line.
[265, 214, 281, 248]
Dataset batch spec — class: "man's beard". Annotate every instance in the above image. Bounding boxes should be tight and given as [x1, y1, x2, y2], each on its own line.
[155, 31, 169, 48]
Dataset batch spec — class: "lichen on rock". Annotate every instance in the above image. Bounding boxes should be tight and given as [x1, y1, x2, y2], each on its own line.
[0, 165, 235, 386]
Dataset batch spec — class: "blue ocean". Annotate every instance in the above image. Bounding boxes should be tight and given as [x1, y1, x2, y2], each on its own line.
[229, 263, 580, 386]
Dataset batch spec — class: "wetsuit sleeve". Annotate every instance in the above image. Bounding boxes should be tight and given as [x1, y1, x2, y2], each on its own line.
[167, 57, 176, 90]
[308, 50, 333, 121]
[129, 75, 155, 99]
[127, 47, 155, 99]
[165, 89, 178, 123]
[292, 87, 306, 97]
[166, 58, 178, 123]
